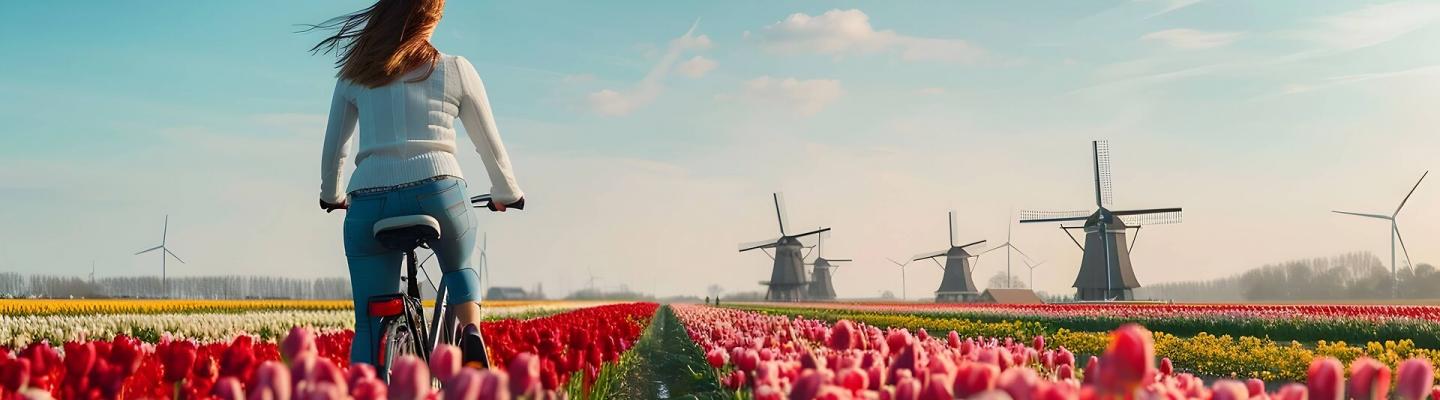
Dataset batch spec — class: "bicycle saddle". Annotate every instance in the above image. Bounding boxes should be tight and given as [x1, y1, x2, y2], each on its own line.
[373, 215, 442, 251]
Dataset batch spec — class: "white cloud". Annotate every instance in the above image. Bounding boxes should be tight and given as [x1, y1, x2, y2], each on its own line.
[587, 21, 711, 116]
[1141, 29, 1242, 49]
[677, 56, 717, 78]
[1298, 1, 1440, 50]
[727, 76, 844, 116]
[752, 9, 984, 63]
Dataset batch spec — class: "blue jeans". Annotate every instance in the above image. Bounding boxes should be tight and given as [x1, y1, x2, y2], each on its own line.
[342, 176, 482, 366]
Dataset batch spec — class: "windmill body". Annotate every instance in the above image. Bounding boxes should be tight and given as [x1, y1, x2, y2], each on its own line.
[914, 212, 986, 303]
[740, 193, 829, 302]
[807, 258, 838, 300]
[1020, 141, 1182, 301]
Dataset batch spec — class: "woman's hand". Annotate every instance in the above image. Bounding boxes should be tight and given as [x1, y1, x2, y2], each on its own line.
[488, 197, 523, 212]
[320, 198, 348, 213]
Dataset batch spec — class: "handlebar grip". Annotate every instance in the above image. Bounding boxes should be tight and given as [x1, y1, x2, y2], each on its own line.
[470, 194, 524, 210]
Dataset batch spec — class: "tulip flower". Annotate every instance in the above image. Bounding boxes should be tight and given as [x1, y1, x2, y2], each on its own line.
[507, 353, 540, 397]
[1348, 357, 1391, 400]
[1307, 357, 1344, 400]
[213, 376, 244, 400]
[251, 361, 292, 400]
[280, 326, 317, 363]
[388, 356, 430, 400]
[350, 378, 387, 400]
[1397, 358, 1435, 400]
[1274, 383, 1307, 400]
[429, 344, 462, 383]
[162, 340, 198, 383]
[2, 358, 30, 393]
[1098, 324, 1152, 394]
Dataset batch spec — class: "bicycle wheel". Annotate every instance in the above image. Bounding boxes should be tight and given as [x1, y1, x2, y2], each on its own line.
[376, 316, 420, 382]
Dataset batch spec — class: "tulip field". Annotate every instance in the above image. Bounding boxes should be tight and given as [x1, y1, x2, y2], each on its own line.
[4, 300, 1440, 399]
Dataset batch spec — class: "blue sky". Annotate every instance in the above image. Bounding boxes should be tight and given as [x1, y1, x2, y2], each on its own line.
[2, 1, 1438, 298]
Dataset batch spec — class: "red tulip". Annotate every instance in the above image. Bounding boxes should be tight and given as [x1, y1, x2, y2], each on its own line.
[62, 342, 95, 381]
[1397, 358, 1434, 400]
[2, 358, 30, 392]
[345, 363, 376, 388]
[163, 340, 198, 383]
[997, 364, 1040, 400]
[1158, 357, 1172, 376]
[706, 348, 728, 369]
[829, 320, 858, 351]
[1033, 336, 1046, 352]
[109, 334, 143, 376]
[1098, 324, 1152, 394]
[1348, 357, 1391, 400]
[1245, 378, 1265, 397]
[1307, 357, 1344, 400]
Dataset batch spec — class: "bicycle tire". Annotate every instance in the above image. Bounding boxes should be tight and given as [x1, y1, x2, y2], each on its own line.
[376, 316, 420, 382]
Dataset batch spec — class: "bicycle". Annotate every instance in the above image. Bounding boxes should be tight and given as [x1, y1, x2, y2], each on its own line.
[363, 193, 522, 381]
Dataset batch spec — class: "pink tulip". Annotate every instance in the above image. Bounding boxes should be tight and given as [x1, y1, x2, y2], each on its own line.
[1274, 383, 1308, 400]
[1057, 364, 1074, 381]
[1033, 336, 1046, 351]
[346, 363, 377, 388]
[829, 320, 858, 351]
[389, 355, 431, 400]
[997, 365, 1040, 400]
[443, 369, 481, 400]
[706, 348, 728, 369]
[948, 331, 962, 349]
[1084, 356, 1099, 385]
[295, 381, 347, 400]
[281, 326, 318, 362]
[1307, 357, 1344, 400]
[429, 344, 462, 383]
[955, 362, 1000, 397]
[350, 378, 387, 400]
[508, 353, 541, 397]
[838, 367, 868, 392]
[1348, 357, 1391, 400]
[1396, 358, 1434, 400]
[476, 370, 511, 400]
[1056, 347, 1074, 367]
[791, 371, 825, 400]
[1211, 380, 1248, 400]
[893, 375, 920, 400]
[252, 361, 292, 400]
[213, 376, 245, 400]
[919, 373, 955, 400]
[1159, 358, 1173, 376]
[1035, 381, 1078, 400]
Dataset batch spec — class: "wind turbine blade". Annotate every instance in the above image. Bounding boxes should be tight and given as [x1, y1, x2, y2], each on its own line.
[163, 215, 169, 246]
[135, 245, 163, 255]
[912, 249, 948, 262]
[739, 238, 781, 252]
[1331, 210, 1392, 220]
[165, 248, 185, 264]
[886, 258, 909, 267]
[1009, 243, 1035, 262]
[1395, 171, 1428, 217]
[1395, 223, 1413, 269]
[976, 245, 1005, 256]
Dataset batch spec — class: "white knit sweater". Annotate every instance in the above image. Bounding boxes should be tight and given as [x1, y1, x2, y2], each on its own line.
[319, 54, 523, 204]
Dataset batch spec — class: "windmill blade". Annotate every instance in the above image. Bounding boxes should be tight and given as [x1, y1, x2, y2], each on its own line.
[827, 259, 853, 263]
[1018, 210, 1092, 224]
[773, 193, 790, 236]
[1113, 209, 1183, 225]
[135, 245, 164, 255]
[948, 211, 958, 247]
[912, 249, 947, 262]
[788, 227, 831, 239]
[1094, 140, 1114, 208]
[739, 238, 780, 252]
[1395, 171, 1428, 217]
[165, 248, 186, 264]
[1332, 210, 1391, 220]
[976, 244, 1007, 256]
[1395, 223, 1413, 269]
[957, 239, 987, 251]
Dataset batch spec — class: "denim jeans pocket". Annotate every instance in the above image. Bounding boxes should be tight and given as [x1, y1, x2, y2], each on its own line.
[417, 181, 473, 240]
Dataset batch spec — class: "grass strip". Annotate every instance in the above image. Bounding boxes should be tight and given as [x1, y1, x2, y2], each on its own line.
[586, 305, 730, 399]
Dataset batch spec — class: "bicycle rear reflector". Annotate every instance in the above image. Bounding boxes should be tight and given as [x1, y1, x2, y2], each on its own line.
[368, 297, 405, 317]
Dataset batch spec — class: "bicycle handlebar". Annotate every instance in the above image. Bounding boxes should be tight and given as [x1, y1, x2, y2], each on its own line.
[471, 194, 525, 211]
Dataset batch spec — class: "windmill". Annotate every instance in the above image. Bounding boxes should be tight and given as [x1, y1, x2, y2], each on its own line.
[1019, 140, 1182, 301]
[886, 258, 911, 301]
[135, 215, 185, 297]
[913, 211, 987, 302]
[1332, 171, 1427, 298]
[739, 193, 830, 301]
[975, 211, 1036, 288]
[806, 232, 851, 301]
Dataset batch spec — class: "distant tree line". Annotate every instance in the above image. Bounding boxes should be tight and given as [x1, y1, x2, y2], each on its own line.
[1134, 251, 1439, 301]
[0, 272, 351, 299]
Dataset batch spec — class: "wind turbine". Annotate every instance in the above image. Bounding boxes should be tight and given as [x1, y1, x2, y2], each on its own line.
[886, 258, 910, 301]
[1023, 259, 1046, 290]
[976, 211, 1036, 288]
[135, 215, 185, 297]
[1333, 170, 1427, 298]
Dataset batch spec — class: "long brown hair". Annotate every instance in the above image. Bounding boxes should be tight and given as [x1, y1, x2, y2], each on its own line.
[306, 0, 445, 88]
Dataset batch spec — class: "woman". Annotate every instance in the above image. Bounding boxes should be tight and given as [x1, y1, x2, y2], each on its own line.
[309, 0, 524, 367]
